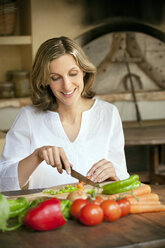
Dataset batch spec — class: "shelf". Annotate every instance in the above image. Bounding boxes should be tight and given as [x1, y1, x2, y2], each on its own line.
[0, 36, 32, 45]
[0, 97, 31, 108]
[1, 89, 165, 109]
[95, 90, 165, 102]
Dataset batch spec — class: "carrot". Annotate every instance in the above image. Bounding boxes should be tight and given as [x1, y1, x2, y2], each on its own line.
[79, 176, 90, 185]
[130, 203, 165, 213]
[108, 184, 151, 200]
[78, 181, 86, 185]
[75, 183, 84, 190]
[127, 193, 159, 204]
[130, 201, 161, 205]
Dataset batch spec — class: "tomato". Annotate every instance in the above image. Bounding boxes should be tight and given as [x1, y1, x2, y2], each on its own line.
[92, 196, 104, 205]
[80, 203, 103, 226]
[116, 198, 130, 217]
[100, 199, 121, 222]
[70, 199, 88, 220]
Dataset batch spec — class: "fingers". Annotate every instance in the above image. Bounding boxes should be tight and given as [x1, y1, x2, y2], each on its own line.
[59, 148, 71, 175]
[38, 146, 71, 175]
[47, 147, 56, 165]
[87, 159, 106, 177]
[87, 159, 118, 183]
[52, 146, 63, 174]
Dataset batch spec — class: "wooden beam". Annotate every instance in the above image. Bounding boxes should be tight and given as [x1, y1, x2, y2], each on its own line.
[0, 90, 165, 109]
[126, 32, 165, 89]
[95, 90, 165, 102]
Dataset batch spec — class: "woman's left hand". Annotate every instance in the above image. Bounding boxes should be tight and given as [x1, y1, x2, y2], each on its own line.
[87, 159, 119, 183]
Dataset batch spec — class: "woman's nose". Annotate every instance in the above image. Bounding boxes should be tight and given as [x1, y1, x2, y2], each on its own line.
[63, 76, 72, 90]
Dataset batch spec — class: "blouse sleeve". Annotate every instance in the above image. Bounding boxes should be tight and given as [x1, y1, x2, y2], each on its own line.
[107, 106, 130, 180]
[0, 107, 31, 191]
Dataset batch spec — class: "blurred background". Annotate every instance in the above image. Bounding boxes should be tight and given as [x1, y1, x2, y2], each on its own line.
[0, 0, 165, 183]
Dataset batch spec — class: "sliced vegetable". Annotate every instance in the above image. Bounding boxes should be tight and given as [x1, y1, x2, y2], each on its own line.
[74, 183, 84, 190]
[22, 198, 66, 231]
[43, 189, 58, 195]
[100, 199, 121, 222]
[78, 176, 90, 185]
[130, 203, 165, 213]
[79, 203, 103, 226]
[43, 185, 79, 195]
[58, 185, 79, 194]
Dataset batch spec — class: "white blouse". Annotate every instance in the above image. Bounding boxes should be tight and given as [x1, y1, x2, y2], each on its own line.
[0, 99, 129, 191]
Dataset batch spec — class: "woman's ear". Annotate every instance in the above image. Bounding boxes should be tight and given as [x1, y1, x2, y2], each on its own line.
[83, 71, 86, 77]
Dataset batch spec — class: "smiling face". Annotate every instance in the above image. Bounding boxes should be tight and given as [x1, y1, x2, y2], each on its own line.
[49, 54, 84, 108]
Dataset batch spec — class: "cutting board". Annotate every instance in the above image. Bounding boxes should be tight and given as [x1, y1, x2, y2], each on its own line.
[7, 182, 146, 202]
[6, 183, 108, 201]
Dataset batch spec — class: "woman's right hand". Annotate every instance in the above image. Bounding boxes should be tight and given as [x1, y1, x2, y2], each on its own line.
[35, 146, 71, 175]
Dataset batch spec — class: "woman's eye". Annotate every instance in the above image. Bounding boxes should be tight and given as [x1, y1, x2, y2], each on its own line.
[70, 71, 78, 77]
[51, 76, 60, 81]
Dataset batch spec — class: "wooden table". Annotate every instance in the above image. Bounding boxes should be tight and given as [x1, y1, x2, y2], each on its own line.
[124, 125, 165, 184]
[1, 185, 165, 248]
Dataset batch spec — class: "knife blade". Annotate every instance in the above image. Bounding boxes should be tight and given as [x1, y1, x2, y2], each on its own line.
[61, 162, 100, 187]
[71, 168, 100, 188]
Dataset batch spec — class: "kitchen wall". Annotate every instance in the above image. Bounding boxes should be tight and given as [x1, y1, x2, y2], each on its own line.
[1, 0, 165, 130]
[30, 0, 87, 58]
[1, 0, 165, 176]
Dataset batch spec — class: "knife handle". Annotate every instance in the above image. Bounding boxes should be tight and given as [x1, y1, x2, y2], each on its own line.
[61, 161, 72, 175]
[61, 161, 65, 170]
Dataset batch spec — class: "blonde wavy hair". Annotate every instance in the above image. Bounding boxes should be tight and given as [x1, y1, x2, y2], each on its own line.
[31, 36, 96, 111]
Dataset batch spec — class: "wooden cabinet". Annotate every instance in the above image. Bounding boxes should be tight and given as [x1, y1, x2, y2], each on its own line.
[0, 0, 32, 108]
[0, 0, 32, 82]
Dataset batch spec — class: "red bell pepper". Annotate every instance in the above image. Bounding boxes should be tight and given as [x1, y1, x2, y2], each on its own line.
[22, 198, 66, 231]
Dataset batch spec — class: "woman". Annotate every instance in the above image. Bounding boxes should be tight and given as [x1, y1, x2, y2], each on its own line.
[0, 37, 129, 191]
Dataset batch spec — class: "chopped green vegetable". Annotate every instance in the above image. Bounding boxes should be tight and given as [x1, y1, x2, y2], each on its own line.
[43, 189, 57, 195]
[43, 185, 79, 195]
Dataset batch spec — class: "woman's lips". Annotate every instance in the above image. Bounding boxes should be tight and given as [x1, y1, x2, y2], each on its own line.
[61, 88, 76, 97]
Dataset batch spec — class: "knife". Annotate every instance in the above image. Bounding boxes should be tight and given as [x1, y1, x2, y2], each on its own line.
[62, 162, 100, 188]
[71, 168, 100, 187]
